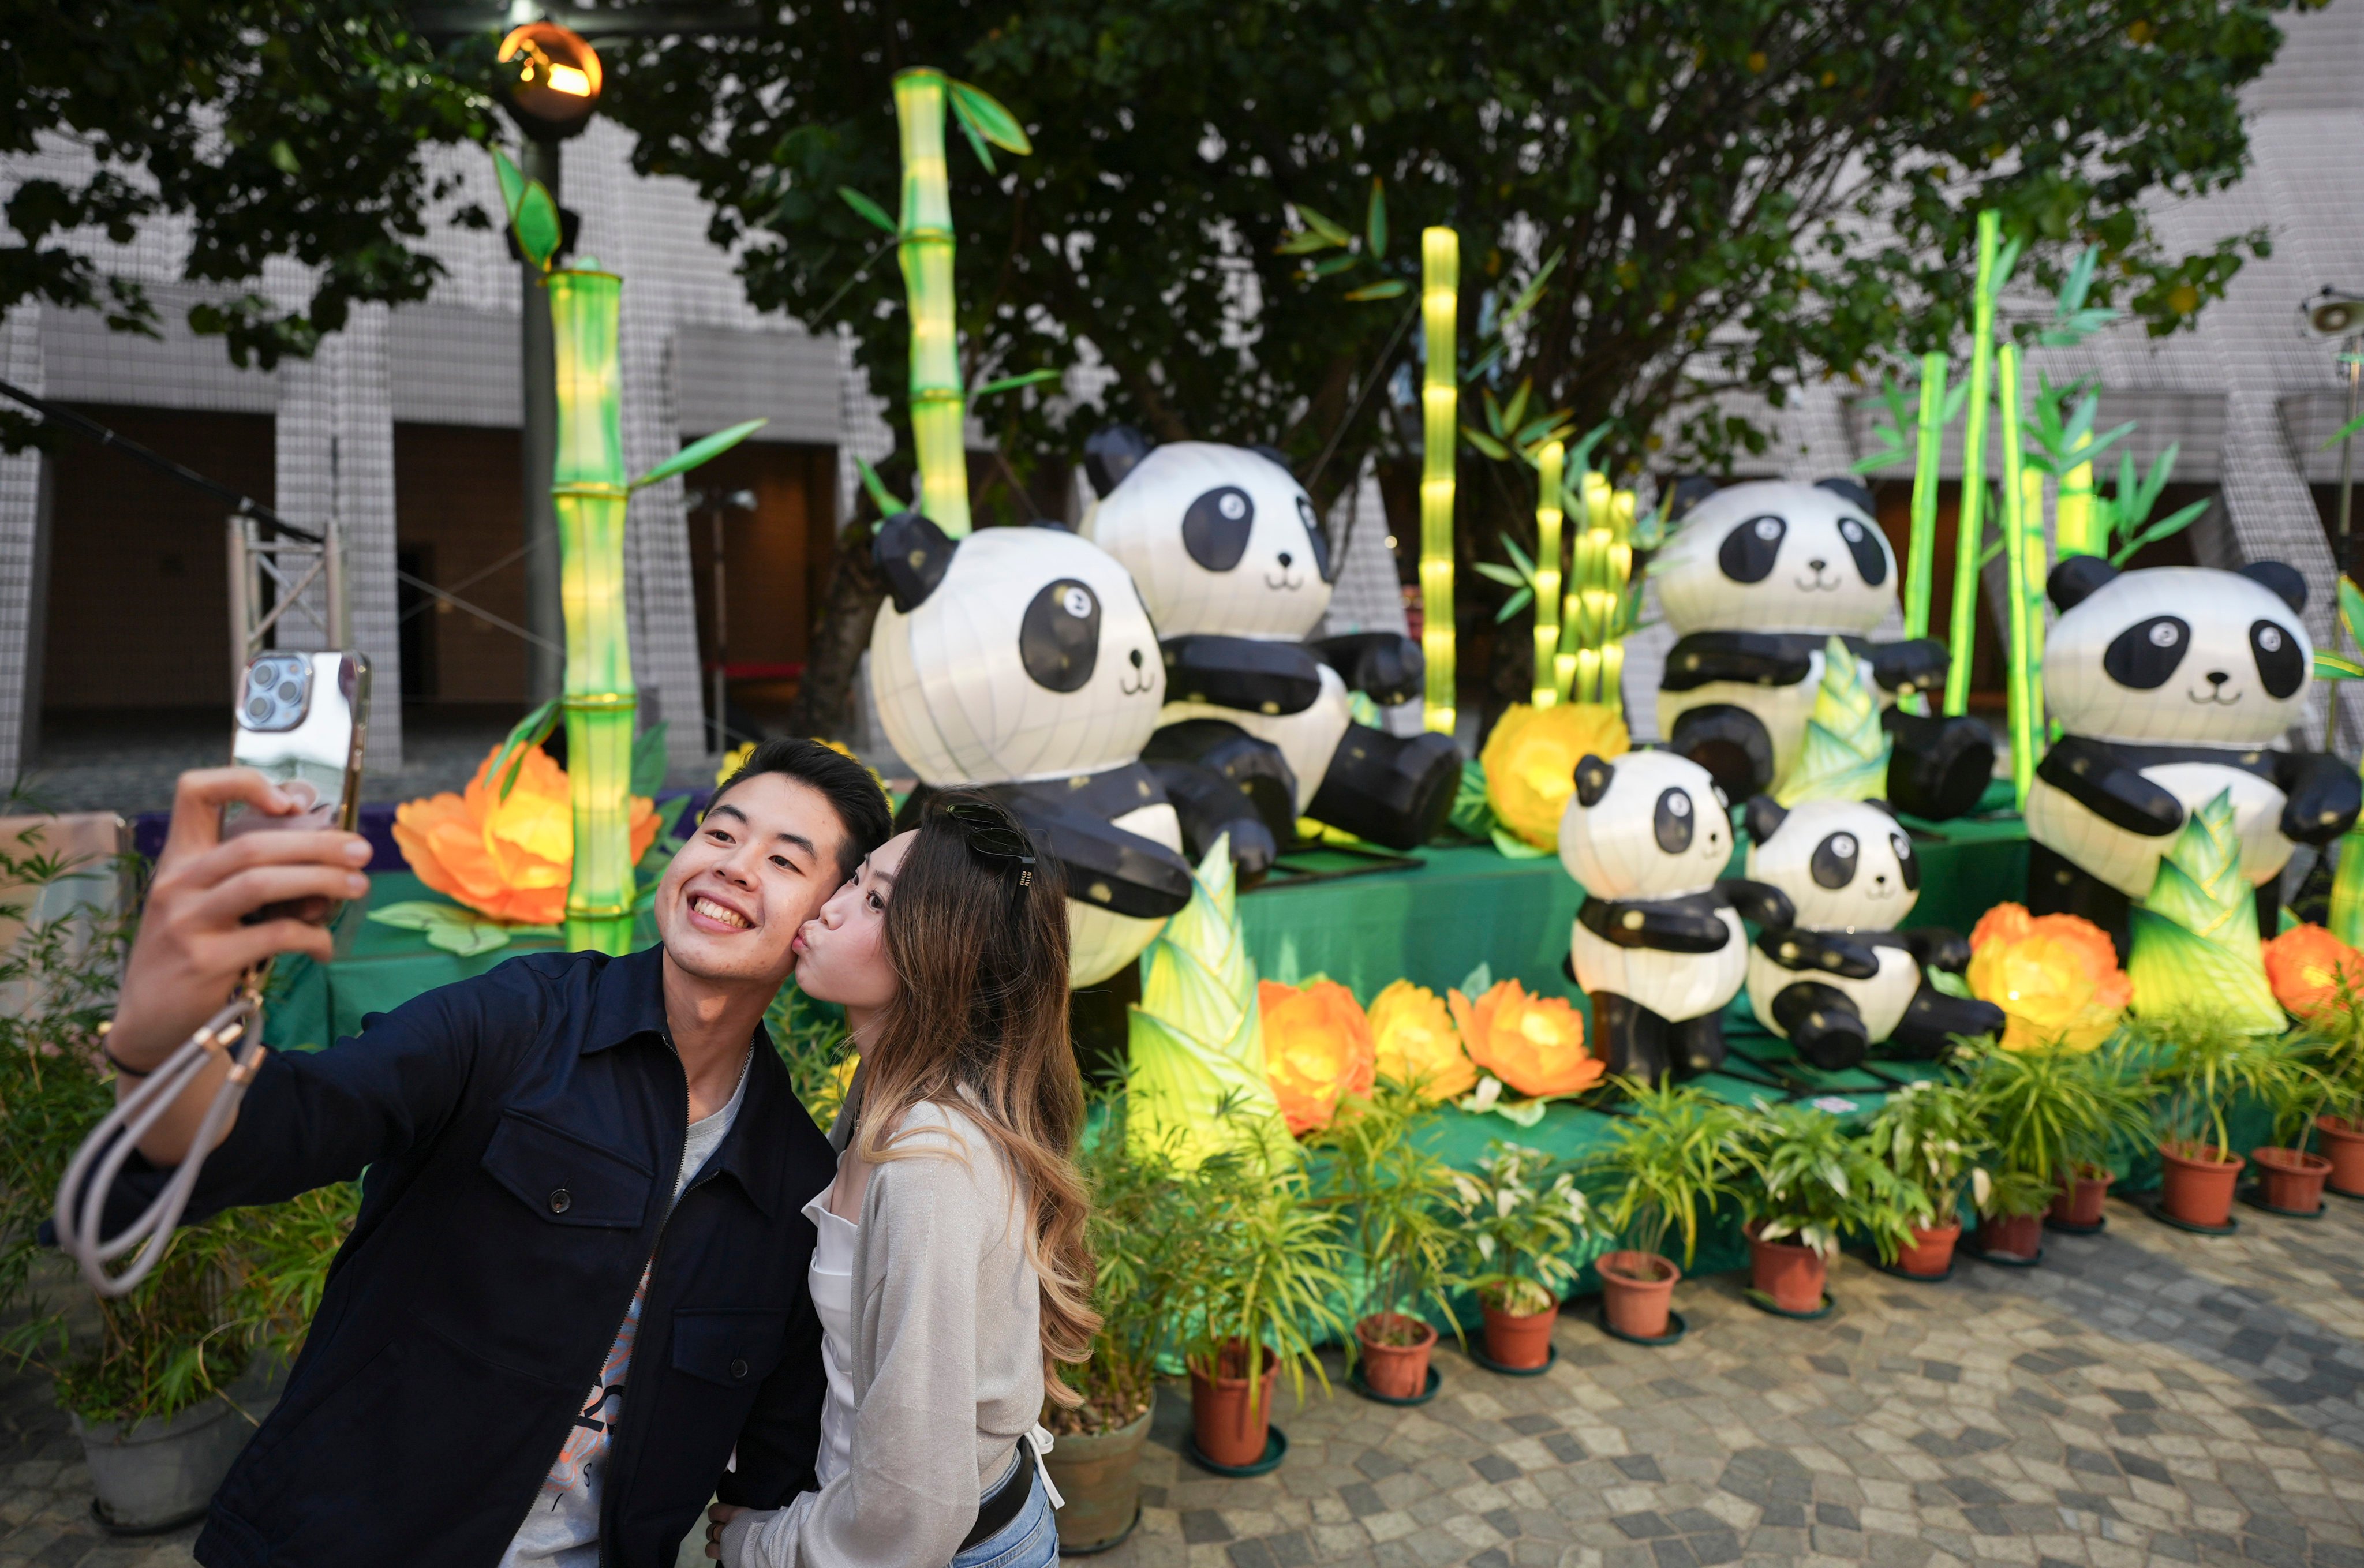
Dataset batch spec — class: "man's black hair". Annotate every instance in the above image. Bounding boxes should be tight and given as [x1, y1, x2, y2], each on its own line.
[709, 739, 894, 882]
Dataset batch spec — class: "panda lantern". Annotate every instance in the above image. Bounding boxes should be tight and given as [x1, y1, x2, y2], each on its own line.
[1079, 429, 1464, 873]
[1654, 477, 1995, 821]
[2027, 556, 2363, 958]
[867, 512, 1195, 987]
[1557, 749, 1796, 1084]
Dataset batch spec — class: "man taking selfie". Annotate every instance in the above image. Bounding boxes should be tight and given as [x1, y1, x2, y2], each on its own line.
[93, 738, 890, 1568]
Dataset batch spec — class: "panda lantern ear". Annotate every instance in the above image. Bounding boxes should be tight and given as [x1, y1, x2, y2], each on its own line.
[1084, 425, 1156, 497]
[1744, 794, 1787, 845]
[2047, 553, 2119, 612]
[1573, 755, 1616, 809]
[873, 510, 956, 613]
[1814, 476, 1876, 515]
[1663, 476, 1719, 524]
[2239, 560, 2308, 614]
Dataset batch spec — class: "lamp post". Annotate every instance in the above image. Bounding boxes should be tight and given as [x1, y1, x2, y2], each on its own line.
[692, 487, 758, 751]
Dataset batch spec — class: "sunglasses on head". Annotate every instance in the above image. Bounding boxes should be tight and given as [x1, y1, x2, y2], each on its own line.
[936, 798, 1037, 889]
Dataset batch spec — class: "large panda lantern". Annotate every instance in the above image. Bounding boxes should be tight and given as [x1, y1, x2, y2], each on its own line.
[1080, 431, 1462, 867]
[1654, 478, 1994, 820]
[1740, 796, 2004, 1068]
[2028, 556, 2361, 955]
[1557, 749, 1794, 1084]
[869, 514, 1194, 985]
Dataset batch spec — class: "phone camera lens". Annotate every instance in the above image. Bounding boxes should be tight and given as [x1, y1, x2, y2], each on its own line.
[277, 682, 301, 703]
[249, 669, 272, 690]
[247, 697, 272, 721]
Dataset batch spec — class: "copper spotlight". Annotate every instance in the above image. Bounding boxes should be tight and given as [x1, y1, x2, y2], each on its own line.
[498, 21, 604, 141]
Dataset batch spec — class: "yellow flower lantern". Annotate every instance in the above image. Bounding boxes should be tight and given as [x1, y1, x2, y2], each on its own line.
[1259, 978, 1376, 1135]
[1448, 978, 1603, 1099]
[1480, 702, 1630, 850]
[1966, 903, 2131, 1053]
[394, 742, 660, 927]
[1367, 979, 1476, 1101]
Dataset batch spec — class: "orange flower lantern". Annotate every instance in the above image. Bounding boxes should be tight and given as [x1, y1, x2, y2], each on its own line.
[1966, 903, 2130, 1053]
[1448, 978, 1603, 1099]
[1259, 978, 1376, 1135]
[1366, 979, 1476, 1101]
[2262, 923, 2364, 1022]
[394, 742, 660, 927]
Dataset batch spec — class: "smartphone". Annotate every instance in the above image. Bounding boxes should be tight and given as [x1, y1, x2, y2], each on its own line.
[225, 650, 371, 923]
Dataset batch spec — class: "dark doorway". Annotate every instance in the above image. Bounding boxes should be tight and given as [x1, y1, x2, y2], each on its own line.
[682, 441, 838, 742]
[392, 424, 528, 708]
[395, 545, 436, 699]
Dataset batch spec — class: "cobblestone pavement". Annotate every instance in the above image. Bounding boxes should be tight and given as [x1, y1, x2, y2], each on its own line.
[5, 1191, 2360, 1567]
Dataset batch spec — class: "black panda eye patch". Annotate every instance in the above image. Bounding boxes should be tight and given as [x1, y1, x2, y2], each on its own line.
[1718, 515, 1786, 583]
[1296, 495, 1334, 582]
[1811, 831, 1858, 889]
[2251, 619, 2305, 699]
[1020, 579, 1102, 692]
[2102, 615, 2190, 690]
[1183, 487, 1256, 571]
[1836, 516, 1888, 587]
[1890, 830, 1919, 891]
[1654, 787, 1696, 854]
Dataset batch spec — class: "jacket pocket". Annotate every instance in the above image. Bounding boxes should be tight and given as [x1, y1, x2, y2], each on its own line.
[480, 1106, 654, 1229]
[671, 1307, 791, 1389]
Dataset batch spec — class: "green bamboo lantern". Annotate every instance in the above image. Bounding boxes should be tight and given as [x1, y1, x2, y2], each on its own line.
[2055, 461, 2100, 557]
[1996, 343, 2046, 810]
[1420, 227, 1460, 737]
[494, 150, 764, 952]
[1530, 439, 1565, 708]
[1564, 472, 1637, 714]
[894, 69, 970, 537]
[1903, 351, 1948, 646]
[1945, 213, 2003, 718]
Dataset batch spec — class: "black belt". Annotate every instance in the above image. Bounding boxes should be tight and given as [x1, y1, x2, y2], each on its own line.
[957, 1449, 1036, 1554]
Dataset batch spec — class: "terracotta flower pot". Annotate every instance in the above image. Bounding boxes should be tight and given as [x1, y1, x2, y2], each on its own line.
[1745, 1220, 1826, 1313]
[1894, 1221, 1961, 1278]
[1596, 1250, 1680, 1339]
[1355, 1313, 1438, 1399]
[1479, 1296, 1558, 1369]
[1188, 1341, 1279, 1469]
[2159, 1142, 2245, 1229]
[2048, 1165, 2113, 1228]
[2318, 1115, 2364, 1198]
[1974, 1211, 2042, 1260]
[1046, 1401, 1154, 1554]
[2251, 1146, 2332, 1215]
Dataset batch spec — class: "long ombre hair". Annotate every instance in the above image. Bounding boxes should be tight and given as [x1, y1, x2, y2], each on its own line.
[854, 792, 1097, 1405]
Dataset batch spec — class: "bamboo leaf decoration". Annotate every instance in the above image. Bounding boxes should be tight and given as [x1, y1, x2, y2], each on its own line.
[2126, 789, 2284, 1032]
[837, 186, 898, 235]
[629, 419, 768, 491]
[1774, 638, 1893, 806]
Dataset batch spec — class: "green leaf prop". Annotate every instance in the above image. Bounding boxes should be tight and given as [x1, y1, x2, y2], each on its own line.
[2126, 788, 2282, 1032]
[2342, 577, 2364, 643]
[629, 419, 768, 491]
[492, 148, 529, 225]
[946, 79, 1032, 154]
[1342, 279, 1407, 301]
[854, 456, 903, 517]
[1774, 638, 1892, 804]
[969, 368, 1060, 401]
[489, 699, 560, 803]
[1364, 178, 1387, 259]
[1293, 204, 1352, 248]
[630, 720, 669, 797]
[2316, 650, 2364, 681]
[367, 900, 558, 957]
[503, 160, 563, 275]
[1447, 758, 1497, 842]
[1489, 826, 1550, 860]
[838, 186, 898, 235]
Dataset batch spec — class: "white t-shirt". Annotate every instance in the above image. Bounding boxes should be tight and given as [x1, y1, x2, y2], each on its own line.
[501, 1053, 752, 1567]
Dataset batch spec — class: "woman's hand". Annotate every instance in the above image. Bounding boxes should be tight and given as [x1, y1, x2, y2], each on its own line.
[706, 1503, 748, 1561]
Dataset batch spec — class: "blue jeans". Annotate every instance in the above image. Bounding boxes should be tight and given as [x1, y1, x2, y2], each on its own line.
[948, 1458, 1057, 1568]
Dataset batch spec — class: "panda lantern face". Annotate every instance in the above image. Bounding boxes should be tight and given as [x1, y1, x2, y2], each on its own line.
[869, 524, 1165, 786]
[1557, 749, 1731, 901]
[2045, 564, 2310, 747]
[1083, 440, 1335, 640]
[1655, 480, 1895, 637]
[1745, 797, 1918, 931]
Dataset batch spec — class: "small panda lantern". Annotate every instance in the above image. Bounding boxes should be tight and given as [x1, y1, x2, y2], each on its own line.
[2028, 556, 2362, 956]
[869, 513, 1195, 986]
[1740, 796, 2006, 1069]
[1654, 477, 1995, 819]
[1557, 749, 1795, 1083]
[1080, 429, 1463, 867]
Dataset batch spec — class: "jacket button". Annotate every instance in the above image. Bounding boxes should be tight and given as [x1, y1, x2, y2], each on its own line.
[549, 1188, 571, 1214]
[731, 1358, 750, 1380]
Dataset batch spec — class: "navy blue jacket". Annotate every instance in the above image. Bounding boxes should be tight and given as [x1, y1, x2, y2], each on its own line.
[110, 945, 836, 1568]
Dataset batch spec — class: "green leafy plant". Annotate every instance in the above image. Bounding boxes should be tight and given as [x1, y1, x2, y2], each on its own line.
[764, 981, 855, 1129]
[2290, 979, 2364, 1139]
[1730, 1101, 1922, 1264]
[1963, 1039, 2150, 1204]
[2140, 1013, 2305, 1162]
[1049, 1087, 1190, 1436]
[1585, 1079, 1744, 1269]
[1864, 1079, 1992, 1228]
[1442, 1141, 1600, 1317]
[1308, 1081, 1467, 1346]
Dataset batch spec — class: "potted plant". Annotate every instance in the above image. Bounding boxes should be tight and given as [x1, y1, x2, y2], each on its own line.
[1166, 1138, 1345, 1472]
[1964, 1039, 2148, 1259]
[1044, 1091, 1185, 1551]
[2145, 1015, 2302, 1229]
[1446, 1141, 1601, 1369]
[1863, 1080, 1991, 1278]
[2251, 1059, 2336, 1216]
[1585, 1079, 1742, 1341]
[2292, 983, 2364, 1199]
[1309, 1080, 1465, 1401]
[1731, 1101, 1920, 1313]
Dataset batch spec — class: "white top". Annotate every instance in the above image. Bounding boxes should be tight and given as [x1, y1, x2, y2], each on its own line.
[799, 1186, 861, 1487]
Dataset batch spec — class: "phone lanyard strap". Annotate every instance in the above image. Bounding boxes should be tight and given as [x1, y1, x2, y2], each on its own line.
[54, 964, 274, 1298]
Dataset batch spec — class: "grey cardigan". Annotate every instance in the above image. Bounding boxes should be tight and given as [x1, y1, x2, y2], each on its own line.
[719, 1094, 1043, 1568]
